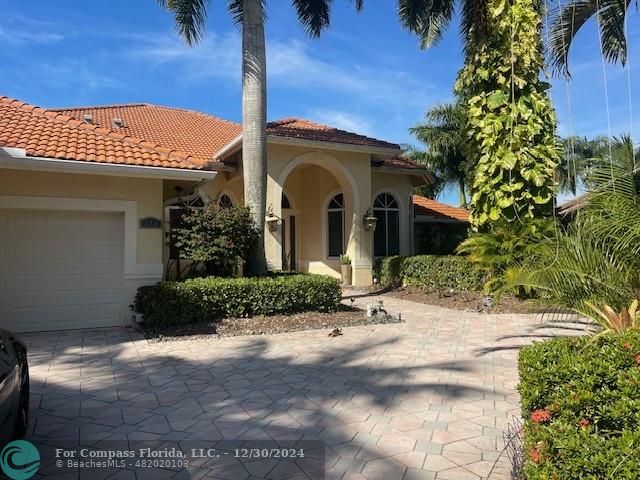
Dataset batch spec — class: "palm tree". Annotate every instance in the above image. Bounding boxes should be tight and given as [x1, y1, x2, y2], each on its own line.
[556, 135, 605, 194]
[548, 0, 633, 75]
[157, 0, 448, 274]
[397, 0, 490, 51]
[409, 102, 472, 207]
[157, 0, 365, 274]
[507, 136, 640, 324]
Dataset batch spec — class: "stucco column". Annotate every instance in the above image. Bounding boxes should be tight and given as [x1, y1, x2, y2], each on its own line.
[346, 166, 373, 287]
[264, 174, 283, 271]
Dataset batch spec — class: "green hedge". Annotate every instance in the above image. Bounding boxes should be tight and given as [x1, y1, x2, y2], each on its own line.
[135, 274, 342, 326]
[518, 332, 640, 479]
[374, 255, 484, 292]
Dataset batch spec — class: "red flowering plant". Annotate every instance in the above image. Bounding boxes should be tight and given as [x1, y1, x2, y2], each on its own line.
[577, 418, 591, 428]
[529, 447, 542, 464]
[530, 409, 552, 423]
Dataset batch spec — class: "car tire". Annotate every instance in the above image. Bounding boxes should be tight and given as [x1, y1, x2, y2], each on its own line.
[13, 362, 29, 439]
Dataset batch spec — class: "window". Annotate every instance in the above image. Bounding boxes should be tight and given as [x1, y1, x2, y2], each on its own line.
[282, 193, 291, 209]
[218, 194, 234, 209]
[373, 193, 400, 257]
[327, 193, 345, 258]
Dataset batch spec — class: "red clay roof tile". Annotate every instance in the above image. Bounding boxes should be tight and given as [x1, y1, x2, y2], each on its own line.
[0, 96, 214, 170]
[267, 118, 400, 150]
[413, 195, 470, 222]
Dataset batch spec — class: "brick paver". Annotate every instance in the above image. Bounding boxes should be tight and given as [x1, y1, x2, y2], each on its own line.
[22, 294, 579, 479]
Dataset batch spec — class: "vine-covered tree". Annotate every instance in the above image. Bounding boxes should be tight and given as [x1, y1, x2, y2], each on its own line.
[456, 0, 559, 229]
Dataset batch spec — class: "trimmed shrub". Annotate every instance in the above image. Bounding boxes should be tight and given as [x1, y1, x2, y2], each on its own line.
[374, 255, 484, 292]
[518, 332, 640, 479]
[135, 274, 342, 326]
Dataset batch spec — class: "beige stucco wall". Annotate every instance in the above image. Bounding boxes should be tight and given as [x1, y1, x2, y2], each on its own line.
[264, 144, 374, 284]
[0, 168, 164, 325]
[194, 144, 417, 287]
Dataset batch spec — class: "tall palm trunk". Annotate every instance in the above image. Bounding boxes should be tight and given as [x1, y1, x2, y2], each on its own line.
[458, 178, 467, 208]
[242, 0, 268, 274]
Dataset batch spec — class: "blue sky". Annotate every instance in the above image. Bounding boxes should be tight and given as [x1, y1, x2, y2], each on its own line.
[0, 0, 638, 205]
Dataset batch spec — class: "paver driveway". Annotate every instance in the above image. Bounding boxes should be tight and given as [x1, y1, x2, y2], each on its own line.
[21, 295, 575, 480]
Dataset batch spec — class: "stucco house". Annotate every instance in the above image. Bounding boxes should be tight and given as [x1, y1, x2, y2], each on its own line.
[0, 95, 432, 332]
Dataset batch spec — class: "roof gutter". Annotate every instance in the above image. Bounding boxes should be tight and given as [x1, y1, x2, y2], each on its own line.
[0, 147, 219, 181]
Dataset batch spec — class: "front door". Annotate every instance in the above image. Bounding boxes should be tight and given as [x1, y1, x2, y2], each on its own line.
[281, 214, 297, 271]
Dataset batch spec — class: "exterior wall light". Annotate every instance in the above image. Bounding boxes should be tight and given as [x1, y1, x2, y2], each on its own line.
[363, 208, 378, 231]
[266, 206, 282, 232]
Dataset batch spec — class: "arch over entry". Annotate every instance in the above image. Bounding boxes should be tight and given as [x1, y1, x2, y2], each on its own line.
[275, 151, 361, 217]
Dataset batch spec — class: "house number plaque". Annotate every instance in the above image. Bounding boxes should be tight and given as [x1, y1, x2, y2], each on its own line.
[139, 217, 162, 229]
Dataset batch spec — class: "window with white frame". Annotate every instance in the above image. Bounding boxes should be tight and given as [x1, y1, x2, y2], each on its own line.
[327, 193, 345, 258]
[373, 193, 400, 257]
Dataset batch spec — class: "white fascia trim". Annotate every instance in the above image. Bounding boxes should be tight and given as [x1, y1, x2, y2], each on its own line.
[267, 135, 401, 156]
[0, 148, 221, 180]
[214, 134, 401, 159]
[213, 134, 243, 160]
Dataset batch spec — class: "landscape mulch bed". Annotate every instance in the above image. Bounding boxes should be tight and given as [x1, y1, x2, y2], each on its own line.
[381, 286, 538, 314]
[142, 306, 403, 342]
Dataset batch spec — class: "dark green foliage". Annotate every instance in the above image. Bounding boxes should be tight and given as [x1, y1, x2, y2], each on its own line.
[135, 274, 342, 326]
[457, 218, 556, 294]
[374, 255, 484, 292]
[174, 205, 259, 276]
[414, 223, 469, 255]
[518, 332, 640, 479]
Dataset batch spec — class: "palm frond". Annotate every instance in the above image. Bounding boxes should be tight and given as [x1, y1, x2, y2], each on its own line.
[461, 0, 490, 53]
[228, 0, 268, 26]
[548, 0, 632, 77]
[291, 0, 332, 37]
[160, 0, 212, 46]
[598, 0, 630, 65]
[398, 0, 456, 48]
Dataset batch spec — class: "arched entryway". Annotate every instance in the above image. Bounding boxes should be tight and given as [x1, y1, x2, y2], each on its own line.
[267, 152, 364, 281]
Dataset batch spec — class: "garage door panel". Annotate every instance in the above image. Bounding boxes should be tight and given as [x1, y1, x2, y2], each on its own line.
[0, 209, 124, 332]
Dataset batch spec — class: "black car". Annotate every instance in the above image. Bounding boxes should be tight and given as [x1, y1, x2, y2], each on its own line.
[0, 329, 29, 443]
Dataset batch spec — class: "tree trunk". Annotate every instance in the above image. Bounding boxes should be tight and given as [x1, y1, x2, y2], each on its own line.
[458, 178, 467, 208]
[242, 0, 268, 275]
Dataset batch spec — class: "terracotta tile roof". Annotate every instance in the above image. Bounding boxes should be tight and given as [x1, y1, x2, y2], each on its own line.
[53, 103, 242, 164]
[375, 155, 428, 171]
[413, 195, 470, 222]
[267, 118, 401, 151]
[0, 96, 214, 170]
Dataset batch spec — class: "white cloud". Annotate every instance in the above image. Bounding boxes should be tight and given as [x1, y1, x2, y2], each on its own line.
[127, 32, 437, 105]
[127, 32, 240, 82]
[307, 109, 373, 136]
[40, 61, 123, 90]
[0, 15, 64, 44]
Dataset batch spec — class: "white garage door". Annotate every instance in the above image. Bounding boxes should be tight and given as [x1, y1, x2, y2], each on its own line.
[0, 209, 124, 332]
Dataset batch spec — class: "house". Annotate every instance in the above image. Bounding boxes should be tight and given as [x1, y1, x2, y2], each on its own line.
[413, 195, 469, 255]
[0, 96, 431, 332]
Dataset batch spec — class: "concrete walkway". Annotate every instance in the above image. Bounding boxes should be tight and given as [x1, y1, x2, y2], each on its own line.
[22, 295, 576, 480]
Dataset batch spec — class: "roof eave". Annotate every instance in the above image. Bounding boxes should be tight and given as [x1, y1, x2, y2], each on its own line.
[268, 135, 401, 155]
[0, 147, 219, 181]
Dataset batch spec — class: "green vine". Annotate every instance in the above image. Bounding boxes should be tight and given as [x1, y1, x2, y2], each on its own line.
[455, 0, 559, 229]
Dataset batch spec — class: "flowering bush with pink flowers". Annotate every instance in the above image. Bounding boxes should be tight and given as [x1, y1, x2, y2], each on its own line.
[518, 332, 640, 479]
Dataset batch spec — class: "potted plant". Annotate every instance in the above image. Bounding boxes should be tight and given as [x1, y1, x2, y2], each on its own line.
[340, 254, 352, 286]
